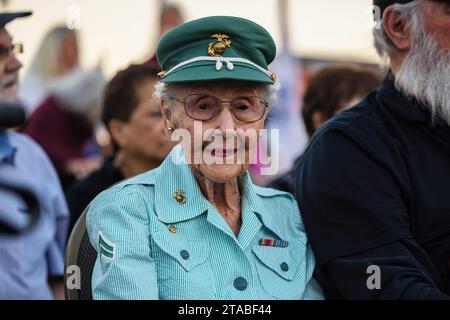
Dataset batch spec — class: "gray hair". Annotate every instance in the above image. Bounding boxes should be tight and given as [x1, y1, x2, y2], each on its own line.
[373, 0, 423, 61]
[26, 26, 78, 84]
[154, 80, 280, 109]
[395, 9, 450, 125]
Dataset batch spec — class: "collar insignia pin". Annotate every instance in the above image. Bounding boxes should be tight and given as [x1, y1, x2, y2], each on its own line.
[173, 189, 186, 205]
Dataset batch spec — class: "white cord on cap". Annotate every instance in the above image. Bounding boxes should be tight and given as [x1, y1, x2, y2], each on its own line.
[215, 57, 235, 71]
[161, 56, 272, 79]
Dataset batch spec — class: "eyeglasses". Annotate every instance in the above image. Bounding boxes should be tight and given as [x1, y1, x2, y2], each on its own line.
[0, 43, 23, 60]
[173, 94, 269, 123]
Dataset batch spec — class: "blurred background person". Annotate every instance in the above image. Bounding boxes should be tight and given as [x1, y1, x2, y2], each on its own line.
[268, 64, 382, 193]
[145, 2, 184, 65]
[22, 67, 105, 190]
[159, 3, 184, 36]
[66, 63, 175, 232]
[19, 25, 79, 115]
[0, 11, 68, 300]
[251, 0, 305, 187]
[302, 64, 382, 139]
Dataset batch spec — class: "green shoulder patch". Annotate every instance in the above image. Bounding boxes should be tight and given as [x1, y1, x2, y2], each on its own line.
[98, 232, 116, 260]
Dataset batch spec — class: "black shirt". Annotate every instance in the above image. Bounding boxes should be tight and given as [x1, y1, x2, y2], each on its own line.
[66, 157, 124, 232]
[296, 73, 450, 300]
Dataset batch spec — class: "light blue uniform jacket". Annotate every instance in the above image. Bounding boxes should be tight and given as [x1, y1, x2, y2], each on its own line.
[87, 144, 323, 300]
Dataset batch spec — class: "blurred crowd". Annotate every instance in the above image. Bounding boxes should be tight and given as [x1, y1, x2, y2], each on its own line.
[0, 3, 385, 300]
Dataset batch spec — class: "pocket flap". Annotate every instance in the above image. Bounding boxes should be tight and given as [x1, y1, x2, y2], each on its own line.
[252, 235, 307, 281]
[152, 232, 210, 272]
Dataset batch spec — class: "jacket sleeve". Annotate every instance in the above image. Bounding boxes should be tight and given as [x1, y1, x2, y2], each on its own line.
[86, 186, 159, 300]
[322, 239, 450, 300]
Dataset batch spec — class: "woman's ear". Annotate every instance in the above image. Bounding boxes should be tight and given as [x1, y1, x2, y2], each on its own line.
[312, 111, 326, 131]
[382, 6, 414, 52]
[108, 119, 128, 149]
[160, 98, 175, 133]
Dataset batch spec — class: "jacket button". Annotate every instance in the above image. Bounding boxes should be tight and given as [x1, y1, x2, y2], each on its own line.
[233, 277, 248, 291]
[280, 262, 289, 272]
[180, 250, 190, 260]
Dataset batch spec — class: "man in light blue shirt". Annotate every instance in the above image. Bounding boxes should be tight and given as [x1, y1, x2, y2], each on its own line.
[0, 11, 69, 300]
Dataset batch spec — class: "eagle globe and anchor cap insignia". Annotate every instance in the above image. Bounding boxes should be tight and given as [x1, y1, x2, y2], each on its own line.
[208, 33, 232, 57]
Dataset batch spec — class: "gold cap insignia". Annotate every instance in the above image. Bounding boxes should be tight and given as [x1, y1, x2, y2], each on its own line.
[208, 33, 232, 57]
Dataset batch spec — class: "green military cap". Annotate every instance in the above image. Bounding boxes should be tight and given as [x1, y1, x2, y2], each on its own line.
[156, 16, 277, 84]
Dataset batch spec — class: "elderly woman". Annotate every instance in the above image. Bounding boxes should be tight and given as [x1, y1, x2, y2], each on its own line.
[87, 16, 323, 300]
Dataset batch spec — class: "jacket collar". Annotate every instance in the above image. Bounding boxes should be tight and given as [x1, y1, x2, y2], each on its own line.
[378, 71, 432, 124]
[153, 144, 283, 241]
[154, 144, 209, 224]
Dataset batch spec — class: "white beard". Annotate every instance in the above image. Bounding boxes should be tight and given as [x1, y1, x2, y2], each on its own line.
[395, 21, 450, 125]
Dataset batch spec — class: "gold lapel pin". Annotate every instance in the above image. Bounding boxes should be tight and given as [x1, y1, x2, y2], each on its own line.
[173, 189, 186, 205]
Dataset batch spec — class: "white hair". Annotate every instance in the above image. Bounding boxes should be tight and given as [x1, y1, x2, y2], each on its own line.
[26, 26, 78, 84]
[154, 80, 280, 109]
[372, 0, 450, 125]
[373, 0, 423, 61]
[395, 9, 450, 125]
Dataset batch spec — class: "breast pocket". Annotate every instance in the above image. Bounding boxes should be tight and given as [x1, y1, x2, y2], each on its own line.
[151, 232, 216, 300]
[252, 234, 311, 300]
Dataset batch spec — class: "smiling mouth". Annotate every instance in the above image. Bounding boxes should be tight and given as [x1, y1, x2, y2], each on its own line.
[211, 148, 238, 158]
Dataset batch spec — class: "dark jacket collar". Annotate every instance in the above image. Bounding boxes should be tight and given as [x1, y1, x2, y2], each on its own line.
[377, 71, 433, 124]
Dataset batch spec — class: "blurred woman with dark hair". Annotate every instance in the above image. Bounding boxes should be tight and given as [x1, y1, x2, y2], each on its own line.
[302, 64, 383, 138]
[66, 64, 175, 231]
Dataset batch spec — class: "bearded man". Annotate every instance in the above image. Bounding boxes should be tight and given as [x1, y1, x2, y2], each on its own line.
[295, 0, 450, 299]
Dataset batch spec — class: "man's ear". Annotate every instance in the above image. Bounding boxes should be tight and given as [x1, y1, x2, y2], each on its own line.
[382, 5, 414, 52]
[108, 119, 128, 148]
[160, 98, 175, 133]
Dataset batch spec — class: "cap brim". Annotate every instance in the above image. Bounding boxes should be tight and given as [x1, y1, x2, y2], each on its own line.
[0, 11, 32, 27]
[162, 61, 274, 84]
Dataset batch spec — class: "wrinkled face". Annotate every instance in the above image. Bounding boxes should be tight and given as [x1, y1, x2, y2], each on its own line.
[0, 28, 22, 101]
[163, 81, 269, 184]
[122, 78, 175, 161]
[421, 0, 450, 50]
